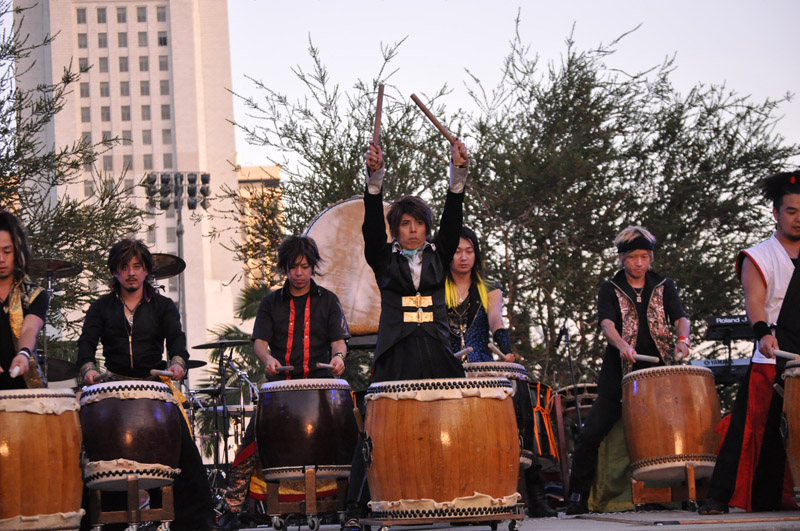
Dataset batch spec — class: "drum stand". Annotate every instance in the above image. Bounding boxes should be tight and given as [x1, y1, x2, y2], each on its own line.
[267, 469, 349, 531]
[360, 505, 525, 531]
[632, 463, 710, 511]
[88, 474, 174, 530]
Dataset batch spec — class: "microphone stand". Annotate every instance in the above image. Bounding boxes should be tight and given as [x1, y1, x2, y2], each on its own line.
[557, 320, 583, 428]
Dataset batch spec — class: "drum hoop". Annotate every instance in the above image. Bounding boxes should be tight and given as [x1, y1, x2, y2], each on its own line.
[0, 388, 77, 400]
[303, 196, 363, 233]
[0, 388, 79, 414]
[621, 365, 714, 387]
[366, 377, 512, 395]
[785, 359, 800, 371]
[259, 378, 352, 393]
[80, 381, 176, 405]
[463, 362, 529, 380]
[630, 453, 717, 472]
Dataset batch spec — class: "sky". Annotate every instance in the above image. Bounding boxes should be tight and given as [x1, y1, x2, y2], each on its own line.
[227, 0, 800, 168]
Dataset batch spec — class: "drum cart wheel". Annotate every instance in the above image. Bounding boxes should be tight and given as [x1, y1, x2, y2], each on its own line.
[308, 515, 321, 531]
[271, 515, 286, 530]
[508, 519, 521, 531]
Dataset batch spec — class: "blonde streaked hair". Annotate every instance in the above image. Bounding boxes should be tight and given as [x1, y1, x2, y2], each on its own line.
[614, 225, 655, 268]
[446, 274, 489, 311]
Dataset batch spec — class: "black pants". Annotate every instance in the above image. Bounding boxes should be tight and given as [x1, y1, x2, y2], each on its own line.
[567, 393, 622, 498]
[80, 416, 215, 530]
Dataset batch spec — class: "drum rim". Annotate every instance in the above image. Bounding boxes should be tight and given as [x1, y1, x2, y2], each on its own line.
[622, 365, 714, 386]
[0, 387, 77, 399]
[259, 378, 352, 392]
[366, 377, 512, 395]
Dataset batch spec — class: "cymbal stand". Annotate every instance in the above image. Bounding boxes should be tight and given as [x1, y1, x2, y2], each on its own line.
[183, 386, 206, 439]
[227, 358, 259, 404]
[40, 270, 55, 382]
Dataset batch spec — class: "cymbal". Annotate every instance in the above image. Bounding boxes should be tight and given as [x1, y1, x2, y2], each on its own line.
[190, 387, 240, 396]
[186, 359, 207, 369]
[45, 358, 78, 381]
[192, 339, 251, 350]
[213, 405, 256, 417]
[151, 253, 185, 280]
[29, 258, 83, 279]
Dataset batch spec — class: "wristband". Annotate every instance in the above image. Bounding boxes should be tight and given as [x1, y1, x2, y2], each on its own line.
[676, 336, 691, 348]
[79, 362, 99, 381]
[169, 355, 187, 371]
[753, 321, 771, 341]
[17, 347, 32, 361]
[333, 351, 346, 361]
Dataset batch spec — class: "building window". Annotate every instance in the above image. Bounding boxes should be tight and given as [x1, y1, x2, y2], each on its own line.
[120, 81, 130, 97]
[119, 57, 129, 73]
[142, 130, 152, 145]
[78, 58, 90, 72]
[99, 82, 109, 97]
[140, 80, 150, 96]
[143, 154, 153, 170]
[139, 56, 149, 72]
[168, 277, 177, 292]
[102, 131, 112, 142]
[81, 131, 92, 144]
[166, 227, 177, 243]
[141, 105, 151, 120]
[101, 106, 111, 122]
[158, 55, 168, 71]
[159, 80, 170, 95]
[118, 32, 128, 47]
[146, 227, 156, 244]
[80, 107, 91, 122]
[84, 180, 95, 197]
[77, 33, 87, 49]
[97, 7, 106, 24]
[98, 57, 108, 73]
[160, 105, 171, 120]
[137, 7, 147, 23]
[117, 7, 126, 23]
[103, 155, 113, 171]
[166, 205, 176, 218]
[163, 153, 173, 169]
[76, 8, 86, 24]
[80, 83, 89, 98]
[123, 155, 133, 172]
[138, 32, 147, 47]
[158, 31, 168, 46]
[98, 33, 108, 48]
[162, 129, 172, 144]
[157, 6, 167, 22]
[121, 105, 131, 121]
[122, 130, 132, 145]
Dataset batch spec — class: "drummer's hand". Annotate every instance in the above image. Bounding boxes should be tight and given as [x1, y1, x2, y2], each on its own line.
[3, 354, 30, 377]
[758, 334, 778, 359]
[83, 369, 101, 385]
[451, 138, 469, 167]
[674, 342, 689, 361]
[168, 363, 185, 381]
[618, 343, 637, 363]
[502, 352, 517, 363]
[264, 355, 281, 376]
[366, 141, 383, 174]
[330, 356, 345, 376]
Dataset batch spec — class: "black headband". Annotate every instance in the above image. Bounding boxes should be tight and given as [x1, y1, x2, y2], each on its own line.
[617, 235, 654, 254]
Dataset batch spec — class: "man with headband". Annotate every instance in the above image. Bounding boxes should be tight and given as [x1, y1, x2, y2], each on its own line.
[699, 171, 800, 515]
[565, 226, 690, 515]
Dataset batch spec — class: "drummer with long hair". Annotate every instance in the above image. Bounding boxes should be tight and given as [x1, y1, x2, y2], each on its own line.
[564, 226, 690, 515]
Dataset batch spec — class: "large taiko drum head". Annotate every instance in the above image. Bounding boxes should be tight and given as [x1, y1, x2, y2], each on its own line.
[364, 378, 521, 520]
[621, 366, 721, 483]
[303, 197, 390, 336]
[256, 378, 358, 481]
[0, 388, 84, 530]
[783, 360, 800, 494]
[79, 381, 182, 491]
[463, 362, 535, 469]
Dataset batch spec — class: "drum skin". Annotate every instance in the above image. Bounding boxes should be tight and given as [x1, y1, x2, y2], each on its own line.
[365, 378, 519, 505]
[256, 379, 358, 480]
[303, 197, 390, 336]
[622, 366, 721, 482]
[783, 360, 800, 492]
[463, 362, 535, 468]
[80, 381, 181, 490]
[0, 389, 83, 526]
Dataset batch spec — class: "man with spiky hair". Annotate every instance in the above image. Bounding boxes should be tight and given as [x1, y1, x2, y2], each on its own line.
[0, 209, 48, 389]
[699, 171, 800, 515]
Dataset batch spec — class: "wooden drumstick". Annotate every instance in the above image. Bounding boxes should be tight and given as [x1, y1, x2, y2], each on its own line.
[275, 365, 294, 372]
[774, 349, 800, 360]
[9, 366, 20, 378]
[316, 362, 334, 369]
[410, 93, 455, 144]
[453, 347, 472, 359]
[633, 354, 660, 363]
[150, 369, 173, 377]
[488, 343, 518, 361]
[373, 84, 384, 145]
[353, 407, 365, 434]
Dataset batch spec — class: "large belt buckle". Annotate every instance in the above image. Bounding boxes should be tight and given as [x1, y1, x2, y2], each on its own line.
[404, 309, 433, 324]
[401, 294, 433, 308]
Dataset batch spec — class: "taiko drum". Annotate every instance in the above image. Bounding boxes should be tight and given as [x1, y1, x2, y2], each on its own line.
[783, 360, 800, 493]
[364, 378, 520, 519]
[621, 366, 721, 482]
[0, 388, 83, 531]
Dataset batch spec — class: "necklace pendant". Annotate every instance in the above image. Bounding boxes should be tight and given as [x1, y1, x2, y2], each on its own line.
[636, 294, 642, 303]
